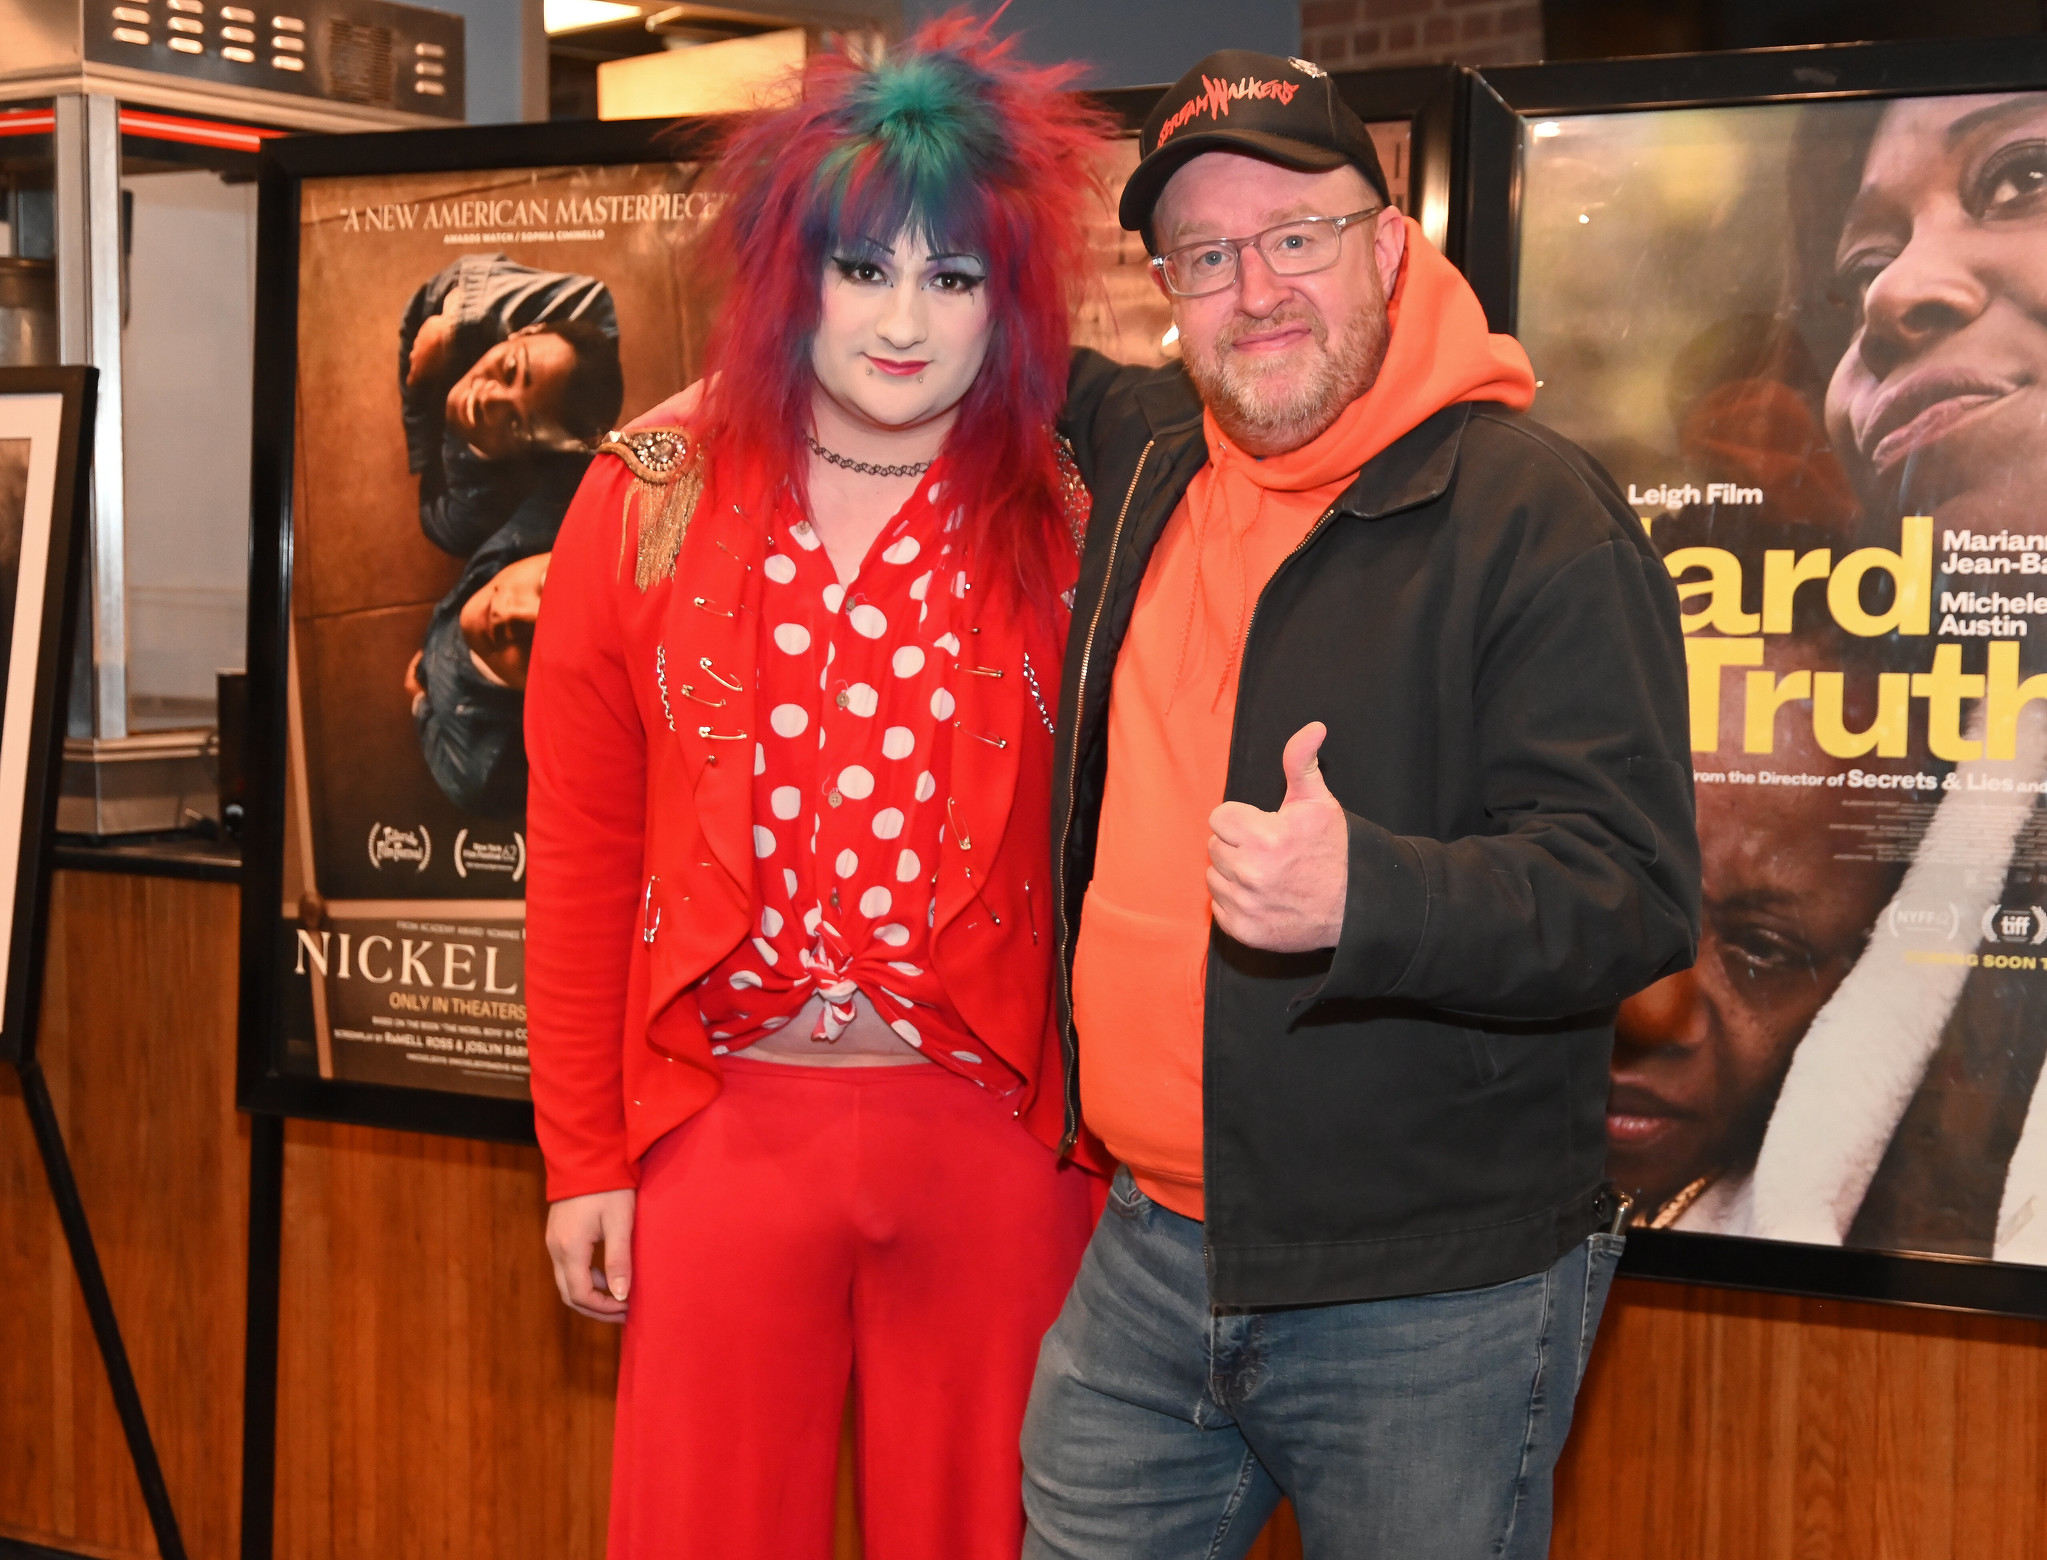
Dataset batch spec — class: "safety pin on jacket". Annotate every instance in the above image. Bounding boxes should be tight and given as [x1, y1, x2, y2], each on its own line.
[946, 797, 1000, 927]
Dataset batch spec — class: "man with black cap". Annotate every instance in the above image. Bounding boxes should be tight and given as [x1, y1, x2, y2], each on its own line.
[1022, 51, 1699, 1559]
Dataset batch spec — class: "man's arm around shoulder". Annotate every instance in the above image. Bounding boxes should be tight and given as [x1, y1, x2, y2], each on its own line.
[1060, 347, 1180, 491]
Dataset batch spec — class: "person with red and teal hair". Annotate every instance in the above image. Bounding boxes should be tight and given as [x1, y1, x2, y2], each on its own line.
[522, 18, 1113, 1560]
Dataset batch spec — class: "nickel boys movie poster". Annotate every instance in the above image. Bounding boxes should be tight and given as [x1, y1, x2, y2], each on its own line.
[281, 159, 721, 1099]
[1515, 91, 2047, 1264]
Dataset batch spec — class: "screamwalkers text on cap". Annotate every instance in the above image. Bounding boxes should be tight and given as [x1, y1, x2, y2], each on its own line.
[1119, 51, 1391, 248]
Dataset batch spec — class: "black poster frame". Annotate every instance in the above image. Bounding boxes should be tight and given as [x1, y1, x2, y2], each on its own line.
[236, 117, 712, 1144]
[0, 365, 94, 1068]
[1468, 37, 2047, 1320]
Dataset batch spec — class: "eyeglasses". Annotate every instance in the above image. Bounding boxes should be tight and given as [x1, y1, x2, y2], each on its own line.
[1151, 208, 1383, 298]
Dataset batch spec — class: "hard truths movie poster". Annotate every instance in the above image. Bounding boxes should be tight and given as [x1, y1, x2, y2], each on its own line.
[1518, 90, 2047, 1263]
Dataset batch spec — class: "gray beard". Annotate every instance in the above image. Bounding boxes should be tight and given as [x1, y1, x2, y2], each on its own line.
[1184, 299, 1389, 457]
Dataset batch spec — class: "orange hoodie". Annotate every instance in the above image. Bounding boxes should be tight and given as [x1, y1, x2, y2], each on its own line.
[1071, 219, 1536, 1219]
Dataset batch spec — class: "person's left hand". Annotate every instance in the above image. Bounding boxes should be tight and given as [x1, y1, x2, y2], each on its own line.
[406, 295, 461, 388]
[1207, 721, 1349, 953]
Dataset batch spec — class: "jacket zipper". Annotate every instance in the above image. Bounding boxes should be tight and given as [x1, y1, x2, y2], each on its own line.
[1198, 498, 1344, 1264]
[1054, 439, 1154, 1155]
[1232, 503, 1342, 711]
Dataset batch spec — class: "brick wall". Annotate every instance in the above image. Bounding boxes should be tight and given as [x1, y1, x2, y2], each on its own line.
[1299, 0, 1543, 70]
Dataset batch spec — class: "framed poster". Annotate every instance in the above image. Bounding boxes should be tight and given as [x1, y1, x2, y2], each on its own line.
[1468, 38, 2047, 1316]
[237, 64, 1469, 1141]
[0, 367, 93, 1066]
[237, 118, 721, 1139]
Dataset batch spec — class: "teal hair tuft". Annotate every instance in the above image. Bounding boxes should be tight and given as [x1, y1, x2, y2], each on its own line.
[814, 41, 1003, 251]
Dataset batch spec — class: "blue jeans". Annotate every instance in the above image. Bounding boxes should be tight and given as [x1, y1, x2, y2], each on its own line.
[1020, 1169, 1623, 1560]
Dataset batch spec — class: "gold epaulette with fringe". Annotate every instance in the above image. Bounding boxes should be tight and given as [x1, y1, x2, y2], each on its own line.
[598, 426, 703, 590]
[1054, 433, 1089, 552]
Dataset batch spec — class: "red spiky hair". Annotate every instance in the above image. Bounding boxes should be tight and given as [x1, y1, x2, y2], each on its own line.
[690, 13, 1113, 615]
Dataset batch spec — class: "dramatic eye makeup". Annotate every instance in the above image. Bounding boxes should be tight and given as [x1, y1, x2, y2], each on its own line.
[826, 235, 985, 293]
[926, 252, 987, 293]
[828, 232, 894, 285]
[830, 255, 891, 285]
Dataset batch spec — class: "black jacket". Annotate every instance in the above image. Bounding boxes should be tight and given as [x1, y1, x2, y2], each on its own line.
[1053, 351, 1700, 1307]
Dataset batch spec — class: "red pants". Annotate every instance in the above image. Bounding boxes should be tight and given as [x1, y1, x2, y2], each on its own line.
[608, 1058, 1096, 1560]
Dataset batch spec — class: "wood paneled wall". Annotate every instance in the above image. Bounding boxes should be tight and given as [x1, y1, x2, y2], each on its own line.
[0, 871, 248, 1560]
[1554, 1279, 2047, 1560]
[4, 869, 2047, 1560]
[271, 1122, 617, 1560]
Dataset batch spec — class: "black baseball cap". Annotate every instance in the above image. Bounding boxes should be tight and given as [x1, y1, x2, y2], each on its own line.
[1120, 50, 1391, 250]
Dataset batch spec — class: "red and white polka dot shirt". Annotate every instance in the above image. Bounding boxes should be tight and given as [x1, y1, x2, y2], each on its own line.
[694, 467, 1023, 1096]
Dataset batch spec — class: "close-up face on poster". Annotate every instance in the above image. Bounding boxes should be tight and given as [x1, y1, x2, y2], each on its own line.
[279, 159, 719, 1099]
[1517, 91, 2047, 1264]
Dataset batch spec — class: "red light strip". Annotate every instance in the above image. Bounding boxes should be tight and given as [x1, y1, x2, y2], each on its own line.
[0, 110, 58, 138]
[119, 109, 285, 152]
[0, 108, 284, 151]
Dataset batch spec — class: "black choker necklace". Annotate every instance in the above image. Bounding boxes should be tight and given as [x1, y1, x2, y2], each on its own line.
[805, 431, 934, 479]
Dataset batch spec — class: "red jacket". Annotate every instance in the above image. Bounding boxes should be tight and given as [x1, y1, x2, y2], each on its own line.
[524, 410, 1096, 1200]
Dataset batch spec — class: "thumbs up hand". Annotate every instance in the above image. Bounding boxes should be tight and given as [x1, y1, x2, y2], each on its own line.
[1206, 721, 1350, 953]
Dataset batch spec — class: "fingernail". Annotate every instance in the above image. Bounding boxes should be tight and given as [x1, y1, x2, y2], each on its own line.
[610, 1280, 629, 1301]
